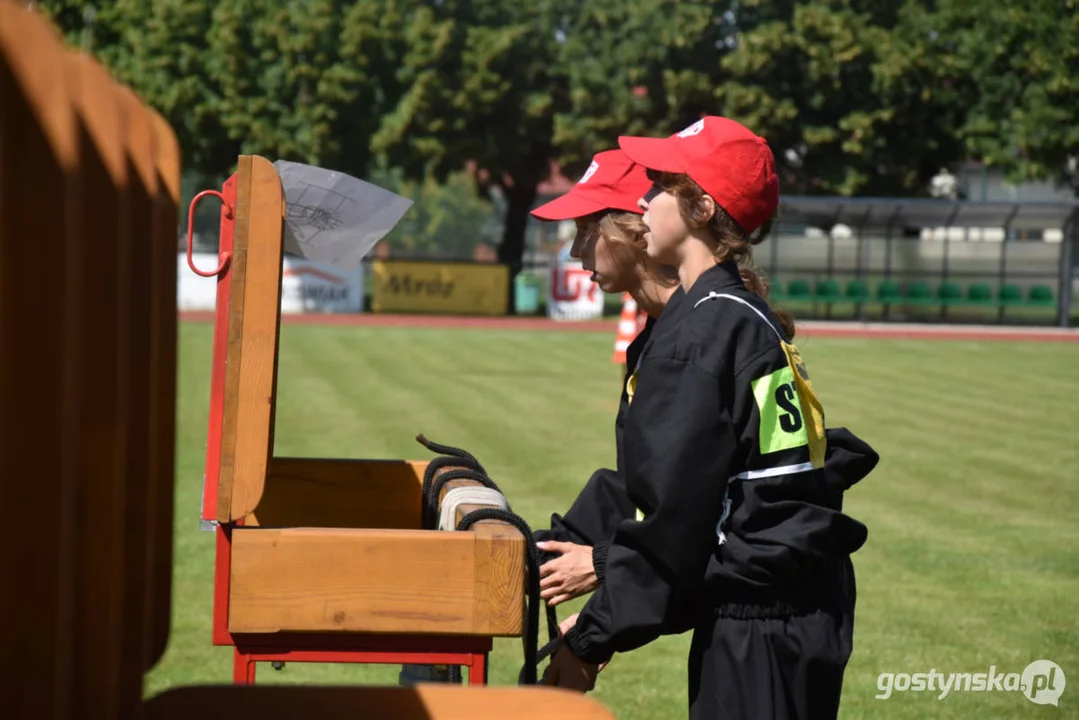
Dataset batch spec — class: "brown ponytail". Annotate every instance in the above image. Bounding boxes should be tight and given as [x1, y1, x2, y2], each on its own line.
[738, 265, 796, 340]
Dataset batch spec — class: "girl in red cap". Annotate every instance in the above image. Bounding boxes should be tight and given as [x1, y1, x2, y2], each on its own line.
[529, 149, 680, 609]
[544, 117, 877, 720]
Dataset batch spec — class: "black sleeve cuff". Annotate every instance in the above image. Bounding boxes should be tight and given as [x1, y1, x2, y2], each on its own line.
[563, 626, 612, 666]
[592, 542, 609, 584]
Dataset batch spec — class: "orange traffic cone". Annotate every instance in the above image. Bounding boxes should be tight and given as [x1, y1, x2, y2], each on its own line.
[612, 293, 647, 365]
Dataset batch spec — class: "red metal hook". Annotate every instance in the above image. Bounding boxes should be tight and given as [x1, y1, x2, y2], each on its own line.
[187, 189, 234, 277]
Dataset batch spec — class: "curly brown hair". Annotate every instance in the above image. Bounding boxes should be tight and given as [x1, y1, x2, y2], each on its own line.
[647, 170, 794, 339]
[577, 210, 680, 290]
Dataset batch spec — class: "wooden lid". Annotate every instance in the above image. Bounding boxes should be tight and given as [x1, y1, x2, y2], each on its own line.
[215, 155, 285, 522]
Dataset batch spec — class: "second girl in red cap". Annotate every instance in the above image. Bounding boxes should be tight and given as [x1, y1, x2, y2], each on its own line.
[529, 148, 679, 609]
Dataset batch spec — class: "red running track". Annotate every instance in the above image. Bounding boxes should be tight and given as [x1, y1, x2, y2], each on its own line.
[178, 311, 1079, 343]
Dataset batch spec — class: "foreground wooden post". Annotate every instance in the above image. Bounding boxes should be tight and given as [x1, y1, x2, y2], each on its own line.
[0, 2, 180, 715]
[0, 5, 81, 715]
[0, 4, 613, 717]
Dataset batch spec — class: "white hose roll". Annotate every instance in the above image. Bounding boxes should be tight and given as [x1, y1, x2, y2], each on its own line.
[437, 486, 509, 531]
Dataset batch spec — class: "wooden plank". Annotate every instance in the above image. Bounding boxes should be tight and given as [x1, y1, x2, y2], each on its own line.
[145, 685, 616, 720]
[0, 5, 80, 717]
[469, 519, 526, 637]
[430, 468, 527, 635]
[218, 156, 284, 522]
[230, 528, 475, 635]
[232, 155, 285, 520]
[66, 52, 128, 720]
[144, 108, 181, 672]
[215, 160, 251, 523]
[251, 458, 427, 529]
[229, 527, 524, 636]
[116, 81, 159, 719]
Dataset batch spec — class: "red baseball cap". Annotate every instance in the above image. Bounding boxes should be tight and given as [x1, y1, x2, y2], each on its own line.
[618, 116, 779, 234]
[530, 149, 651, 220]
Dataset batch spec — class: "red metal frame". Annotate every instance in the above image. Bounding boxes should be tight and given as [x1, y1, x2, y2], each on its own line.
[230, 635, 491, 686]
[194, 172, 492, 686]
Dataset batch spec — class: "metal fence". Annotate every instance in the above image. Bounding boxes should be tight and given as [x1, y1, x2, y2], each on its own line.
[763, 197, 1079, 327]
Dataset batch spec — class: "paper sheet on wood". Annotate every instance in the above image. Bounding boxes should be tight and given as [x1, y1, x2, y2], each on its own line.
[273, 160, 413, 270]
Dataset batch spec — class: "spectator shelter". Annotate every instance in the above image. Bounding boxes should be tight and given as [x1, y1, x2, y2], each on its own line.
[767, 197, 1079, 327]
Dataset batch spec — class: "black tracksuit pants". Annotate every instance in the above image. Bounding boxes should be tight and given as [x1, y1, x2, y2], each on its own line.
[688, 558, 856, 719]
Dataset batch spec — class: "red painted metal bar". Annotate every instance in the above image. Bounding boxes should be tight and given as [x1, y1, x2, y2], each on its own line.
[233, 649, 256, 685]
[468, 652, 488, 686]
[235, 649, 487, 666]
[231, 649, 490, 686]
[211, 524, 233, 646]
[228, 634, 492, 686]
[204, 173, 237, 649]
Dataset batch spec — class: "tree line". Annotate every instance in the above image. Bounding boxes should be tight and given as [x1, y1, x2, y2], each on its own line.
[39, 0, 1079, 278]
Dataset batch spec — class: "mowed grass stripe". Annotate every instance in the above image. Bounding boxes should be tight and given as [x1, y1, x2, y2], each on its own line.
[147, 322, 1079, 719]
[835, 375, 1076, 433]
[294, 326, 620, 520]
[277, 326, 502, 458]
[788, 338, 1079, 718]
[813, 365, 1079, 428]
[818, 392, 1077, 537]
[806, 339, 1078, 522]
[864, 433, 1078, 529]
[860, 500, 1075, 597]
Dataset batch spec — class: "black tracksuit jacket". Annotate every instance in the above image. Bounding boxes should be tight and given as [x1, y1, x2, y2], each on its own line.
[533, 313, 656, 578]
[555, 261, 876, 666]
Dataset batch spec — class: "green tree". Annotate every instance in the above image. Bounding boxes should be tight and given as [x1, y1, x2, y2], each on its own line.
[204, 0, 424, 178]
[34, 0, 126, 54]
[38, 0, 228, 178]
[370, 0, 565, 301]
[41, 0, 1079, 277]
[894, 0, 1079, 192]
[551, 0, 735, 175]
[123, 0, 234, 182]
[372, 167, 501, 259]
[37, 0, 403, 183]
[372, 0, 761, 302]
[717, 0, 967, 197]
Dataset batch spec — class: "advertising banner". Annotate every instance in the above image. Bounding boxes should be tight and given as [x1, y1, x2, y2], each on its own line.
[371, 260, 509, 316]
[547, 242, 604, 321]
[178, 253, 364, 313]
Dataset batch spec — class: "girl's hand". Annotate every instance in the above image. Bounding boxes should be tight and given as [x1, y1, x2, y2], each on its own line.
[542, 645, 600, 692]
[556, 613, 610, 674]
[536, 541, 598, 606]
[559, 612, 580, 637]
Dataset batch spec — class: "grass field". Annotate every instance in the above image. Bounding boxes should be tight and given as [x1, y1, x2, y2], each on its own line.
[147, 320, 1079, 718]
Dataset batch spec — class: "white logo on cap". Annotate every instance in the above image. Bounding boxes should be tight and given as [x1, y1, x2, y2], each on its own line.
[677, 119, 705, 138]
[578, 161, 600, 185]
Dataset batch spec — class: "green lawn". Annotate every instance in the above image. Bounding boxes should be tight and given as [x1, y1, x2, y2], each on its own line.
[148, 320, 1079, 718]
